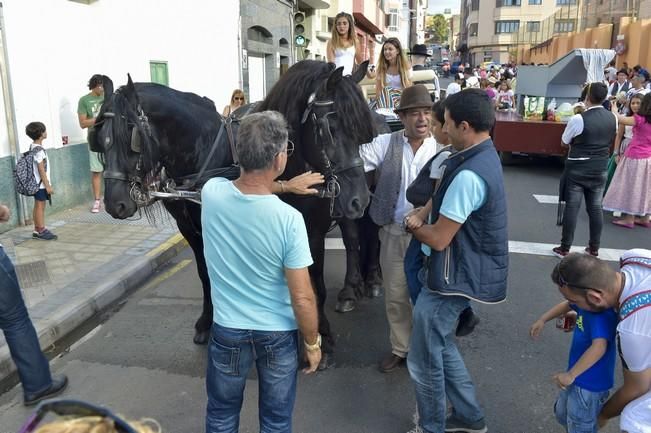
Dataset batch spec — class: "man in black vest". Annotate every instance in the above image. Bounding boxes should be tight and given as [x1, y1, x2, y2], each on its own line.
[409, 44, 440, 101]
[405, 89, 508, 433]
[608, 69, 630, 113]
[554, 82, 617, 258]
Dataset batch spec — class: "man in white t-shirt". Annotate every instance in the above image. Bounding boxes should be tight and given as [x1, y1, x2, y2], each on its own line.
[553, 250, 651, 433]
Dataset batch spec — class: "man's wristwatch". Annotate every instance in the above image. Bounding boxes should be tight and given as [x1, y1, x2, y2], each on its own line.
[304, 334, 322, 352]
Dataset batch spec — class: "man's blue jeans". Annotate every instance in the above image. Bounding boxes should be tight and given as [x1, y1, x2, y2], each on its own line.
[0, 246, 52, 394]
[407, 289, 485, 433]
[205, 323, 299, 433]
[554, 385, 609, 433]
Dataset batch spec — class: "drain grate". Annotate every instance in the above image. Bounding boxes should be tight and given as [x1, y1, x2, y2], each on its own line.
[15, 260, 51, 288]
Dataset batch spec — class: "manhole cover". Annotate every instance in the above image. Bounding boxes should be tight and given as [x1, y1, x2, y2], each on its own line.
[15, 260, 51, 288]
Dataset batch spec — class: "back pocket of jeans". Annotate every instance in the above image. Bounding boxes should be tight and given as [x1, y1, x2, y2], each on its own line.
[264, 333, 298, 372]
[209, 339, 240, 376]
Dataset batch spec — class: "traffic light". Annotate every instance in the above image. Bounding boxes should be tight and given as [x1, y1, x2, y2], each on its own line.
[294, 11, 309, 47]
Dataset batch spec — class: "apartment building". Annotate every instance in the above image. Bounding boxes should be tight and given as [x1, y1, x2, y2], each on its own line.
[582, 0, 649, 35]
[297, 0, 386, 65]
[459, 0, 580, 65]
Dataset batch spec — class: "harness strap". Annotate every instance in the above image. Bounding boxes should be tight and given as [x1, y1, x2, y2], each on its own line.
[179, 119, 233, 189]
[619, 256, 651, 321]
[224, 115, 238, 164]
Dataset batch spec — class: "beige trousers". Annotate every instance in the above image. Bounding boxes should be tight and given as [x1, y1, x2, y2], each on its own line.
[379, 223, 413, 358]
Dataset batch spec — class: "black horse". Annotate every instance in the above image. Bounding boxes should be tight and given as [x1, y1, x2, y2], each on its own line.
[92, 61, 376, 366]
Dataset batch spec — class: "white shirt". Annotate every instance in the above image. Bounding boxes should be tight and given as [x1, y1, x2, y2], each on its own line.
[359, 133, 440, 224]
[618, 249, 651, 373]
[30, 143, 50, 188]
[605, 66, 618, 82]
[446, 82, 461, 97]
[561, 106, 618, 154]
[334, 46, 356, 76]
[609, 80, 629, 95]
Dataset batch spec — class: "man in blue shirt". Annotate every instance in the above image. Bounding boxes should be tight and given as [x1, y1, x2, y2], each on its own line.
[202, 111, 321, 433]
[405, 89, 508, 433]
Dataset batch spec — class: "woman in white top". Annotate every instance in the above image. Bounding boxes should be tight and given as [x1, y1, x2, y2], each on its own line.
[326, 12, 363, 76]
[375, 37, 412, 108]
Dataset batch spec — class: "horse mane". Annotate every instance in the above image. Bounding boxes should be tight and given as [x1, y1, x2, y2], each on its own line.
[255, 60, 376, 145]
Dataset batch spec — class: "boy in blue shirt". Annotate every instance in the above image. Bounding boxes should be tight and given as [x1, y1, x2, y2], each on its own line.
[530, 298, 618, 432]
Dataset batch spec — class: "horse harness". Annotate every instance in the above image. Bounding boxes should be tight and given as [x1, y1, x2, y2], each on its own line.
[301, 92, 365, 216]
[103, 89, 362, 217]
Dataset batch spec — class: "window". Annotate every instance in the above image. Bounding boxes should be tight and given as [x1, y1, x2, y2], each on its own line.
[495, 20, 520, 33]
[387, 8, 398, 30]
[471, 0, 480, 10]
[496, 0, 521, 6]
[529, 0, 542, 4]
[470, 23, 479, 36]
[556, 0, 576, 4]
[527, 21, 540, 32]
[554, 19, 575, 33]
[150, 61, 169, 86]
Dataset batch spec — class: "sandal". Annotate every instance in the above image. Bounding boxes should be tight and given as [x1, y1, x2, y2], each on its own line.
[612, 219, 635, 229]
[634, 220, 651, 228]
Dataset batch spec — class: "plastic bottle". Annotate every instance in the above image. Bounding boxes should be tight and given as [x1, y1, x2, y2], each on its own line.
[546, 98, 557, 121]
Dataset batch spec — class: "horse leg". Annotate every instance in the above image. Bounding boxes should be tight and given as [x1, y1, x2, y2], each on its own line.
[359, 210, 383, 298]
[165, 202, 213, 345]
[307, 226, 335, 370]
[335, 217, 364, 313]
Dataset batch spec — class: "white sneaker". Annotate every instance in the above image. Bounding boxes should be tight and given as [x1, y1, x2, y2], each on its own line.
[91, 199, 101, 213]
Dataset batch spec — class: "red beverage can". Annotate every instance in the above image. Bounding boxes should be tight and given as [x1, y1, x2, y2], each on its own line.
[556, 315, 575, 331]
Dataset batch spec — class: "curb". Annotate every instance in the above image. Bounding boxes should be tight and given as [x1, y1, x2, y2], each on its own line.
[0, 233, 188, 386]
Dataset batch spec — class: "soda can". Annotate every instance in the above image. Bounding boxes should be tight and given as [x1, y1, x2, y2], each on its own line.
[556, 315, 575, 331]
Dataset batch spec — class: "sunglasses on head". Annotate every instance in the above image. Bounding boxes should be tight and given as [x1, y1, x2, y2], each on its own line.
[556, 263, 594, 292]
[18, 399, 138, 433]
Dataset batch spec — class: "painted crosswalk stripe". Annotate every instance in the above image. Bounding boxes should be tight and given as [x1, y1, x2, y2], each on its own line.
[325, 238, 626, 262]
[533, 194, 559, 204]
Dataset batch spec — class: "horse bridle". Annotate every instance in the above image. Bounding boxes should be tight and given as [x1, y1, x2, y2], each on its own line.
[100, 91, 155, 207]
[301, 92, 365, 216]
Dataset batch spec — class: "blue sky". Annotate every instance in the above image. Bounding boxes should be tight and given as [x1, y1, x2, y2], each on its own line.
[428, 0, 460, 14]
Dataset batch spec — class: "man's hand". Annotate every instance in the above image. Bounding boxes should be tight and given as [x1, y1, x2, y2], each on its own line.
[303, 348, 322, 374]
[286, 171, 325, 195]
[553, 372, 575, 390]
[529, 319, 545, 339]
[0, 205, 10, 223]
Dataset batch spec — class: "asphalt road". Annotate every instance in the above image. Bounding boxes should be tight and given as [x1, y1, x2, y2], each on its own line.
[1, 159, 646, 433]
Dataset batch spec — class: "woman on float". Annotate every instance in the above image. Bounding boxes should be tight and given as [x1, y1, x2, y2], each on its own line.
[375, 37, 412, 108]
[326, 12, 363, 76]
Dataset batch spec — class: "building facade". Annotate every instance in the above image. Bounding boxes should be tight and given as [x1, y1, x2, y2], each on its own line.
[459, 0, 580, 65]
[0, 0, 240, 229]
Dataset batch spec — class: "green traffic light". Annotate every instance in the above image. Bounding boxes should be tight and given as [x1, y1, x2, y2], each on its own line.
[295, 35, 307, 46]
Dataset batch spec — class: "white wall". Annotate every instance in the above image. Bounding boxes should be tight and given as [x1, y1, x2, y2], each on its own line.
[0, 0, 240, 157]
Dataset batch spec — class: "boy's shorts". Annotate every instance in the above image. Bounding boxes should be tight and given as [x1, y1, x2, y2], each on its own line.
[554, 385, 610, 433]
[89, 150, 104, 172]
[34, 189, 48, 202]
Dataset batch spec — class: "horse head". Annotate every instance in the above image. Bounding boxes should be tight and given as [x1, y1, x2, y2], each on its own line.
[93, 74, 156, 219]
[295, 61, 374, 219]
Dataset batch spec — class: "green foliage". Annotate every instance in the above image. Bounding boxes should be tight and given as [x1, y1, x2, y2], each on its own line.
[426, 14, 449, 44]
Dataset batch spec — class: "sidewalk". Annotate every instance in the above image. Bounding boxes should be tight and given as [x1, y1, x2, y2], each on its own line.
[0, 202, 186, 386]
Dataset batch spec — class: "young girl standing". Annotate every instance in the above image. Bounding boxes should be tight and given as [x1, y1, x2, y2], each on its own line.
[326, 12, 363, 76]
[604, 93, 651, 227]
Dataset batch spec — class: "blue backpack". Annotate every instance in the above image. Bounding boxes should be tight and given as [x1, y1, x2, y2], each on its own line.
[13, 145, 44, 196]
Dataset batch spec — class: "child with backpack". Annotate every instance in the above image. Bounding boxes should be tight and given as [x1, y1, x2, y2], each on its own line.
[25, 122, 57, 240]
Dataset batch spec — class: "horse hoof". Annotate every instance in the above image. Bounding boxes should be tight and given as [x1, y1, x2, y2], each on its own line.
[335, 299, 356, 313]
[318, 353, 335, 371]
[193, 330, 210, 345]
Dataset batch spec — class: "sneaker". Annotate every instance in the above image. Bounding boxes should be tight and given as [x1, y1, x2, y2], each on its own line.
[445, 415, 487, 433]
[584, 247, 599, 257]
[456, 307, 480, 337]
[91, 199, 101, 213]
[552, 246, 569, 258]
[33, 229, 58, 241]
[24, 375, 68, 406]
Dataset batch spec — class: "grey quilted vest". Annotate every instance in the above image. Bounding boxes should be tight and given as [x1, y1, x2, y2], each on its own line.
[369, 131, 404, 226]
